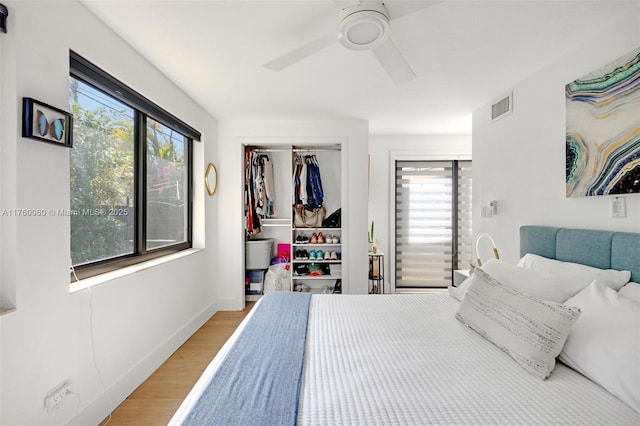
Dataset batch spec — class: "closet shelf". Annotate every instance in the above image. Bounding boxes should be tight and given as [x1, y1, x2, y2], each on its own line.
[292, 145, 341, 152]
[292, 243, 341, 247]
[291, 260, 341, 264]
[261, 218, 291, 227]
[292, 275, 341, 280]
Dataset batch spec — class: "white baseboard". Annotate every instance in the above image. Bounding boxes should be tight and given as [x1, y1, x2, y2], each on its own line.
[216, 296, 244, 311]
[70, 301, 218, 425]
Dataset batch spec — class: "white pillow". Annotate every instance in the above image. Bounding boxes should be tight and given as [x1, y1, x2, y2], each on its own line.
[448, 258, 627, 303]
[456, 268, 581, 380]
[619, 282, 640, 303]
[518, 253, 630, 291]
[449, 261, 571, 302]
[560, 282, 640, 413]
[482, 260, 587, 302]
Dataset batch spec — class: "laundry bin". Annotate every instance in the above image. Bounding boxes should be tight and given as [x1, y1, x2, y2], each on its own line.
[245, 238, 274, 270]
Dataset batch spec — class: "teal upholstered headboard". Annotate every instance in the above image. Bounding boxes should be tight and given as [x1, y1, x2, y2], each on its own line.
[520, 226, 640, 283]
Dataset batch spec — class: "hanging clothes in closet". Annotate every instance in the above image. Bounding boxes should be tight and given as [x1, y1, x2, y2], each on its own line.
[293, 154, 324, 210]
[245, 149, 275, 237]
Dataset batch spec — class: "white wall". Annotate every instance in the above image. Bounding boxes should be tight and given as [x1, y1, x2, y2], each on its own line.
[217, 120, 370, 308]
[0, 2, 218, 425]
[368, 135, 472, 290]
[472, 8, 640, 264]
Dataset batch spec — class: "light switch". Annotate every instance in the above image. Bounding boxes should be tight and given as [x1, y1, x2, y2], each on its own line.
[489, 200, 498, 215]
[611, 197, 626, 218]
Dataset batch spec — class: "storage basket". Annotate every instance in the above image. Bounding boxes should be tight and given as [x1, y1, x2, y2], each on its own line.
[246, 238, 274, 270]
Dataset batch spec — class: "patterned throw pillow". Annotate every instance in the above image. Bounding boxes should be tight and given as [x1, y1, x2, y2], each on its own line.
[456, 268, 581, 379]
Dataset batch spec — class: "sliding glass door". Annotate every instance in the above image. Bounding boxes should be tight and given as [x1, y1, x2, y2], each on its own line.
[395, 160, 472, 289]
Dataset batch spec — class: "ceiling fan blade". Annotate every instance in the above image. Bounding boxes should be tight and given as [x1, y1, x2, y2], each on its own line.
[372, 38, 416, 85]
[385, 1, 445, 21]
[264, 34, 337, 71]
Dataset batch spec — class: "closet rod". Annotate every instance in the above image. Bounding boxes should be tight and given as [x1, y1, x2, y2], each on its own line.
[246, 148, 291, 153]
[292, 147, 341, 152]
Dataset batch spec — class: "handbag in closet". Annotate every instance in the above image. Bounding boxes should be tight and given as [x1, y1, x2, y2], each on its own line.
[293, 205, 326, 228]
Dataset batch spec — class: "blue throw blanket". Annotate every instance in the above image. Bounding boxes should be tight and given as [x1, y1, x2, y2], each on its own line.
[183, 292, 312, 425]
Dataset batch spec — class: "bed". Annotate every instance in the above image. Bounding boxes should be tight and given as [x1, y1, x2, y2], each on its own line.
[170, 226, 640, 425]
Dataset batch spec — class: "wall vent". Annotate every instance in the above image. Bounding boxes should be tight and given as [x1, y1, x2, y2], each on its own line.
[491, 92, 513, 121]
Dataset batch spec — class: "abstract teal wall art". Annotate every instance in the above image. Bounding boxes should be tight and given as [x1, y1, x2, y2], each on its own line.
[565, 47, 640, 197]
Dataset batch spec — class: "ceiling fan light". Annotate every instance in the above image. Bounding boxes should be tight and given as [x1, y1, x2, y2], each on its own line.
[346, 19, 382, 45]
[338, 9, 390, 51]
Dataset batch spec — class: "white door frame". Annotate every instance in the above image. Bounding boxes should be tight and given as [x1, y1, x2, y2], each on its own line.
[388, 152, 471, 293]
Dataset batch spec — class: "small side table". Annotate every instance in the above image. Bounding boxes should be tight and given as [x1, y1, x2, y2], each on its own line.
[453, 269, 471, 287]
[368, 252, 384, 294]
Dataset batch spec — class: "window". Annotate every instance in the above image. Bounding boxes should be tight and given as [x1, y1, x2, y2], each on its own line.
[395, 160, 472, 288]
[145, 118, 189, 250]
[69, 51, 200, 279]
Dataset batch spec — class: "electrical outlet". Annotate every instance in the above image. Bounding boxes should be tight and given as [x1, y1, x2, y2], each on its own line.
[44, 381, 71, 414]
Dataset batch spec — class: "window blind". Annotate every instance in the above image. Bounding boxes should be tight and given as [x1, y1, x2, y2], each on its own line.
[395, 160, 472, 288]
[457, 161, 473, 271]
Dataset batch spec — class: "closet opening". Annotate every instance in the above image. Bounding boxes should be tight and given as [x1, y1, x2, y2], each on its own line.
[244, 144, 343, 299]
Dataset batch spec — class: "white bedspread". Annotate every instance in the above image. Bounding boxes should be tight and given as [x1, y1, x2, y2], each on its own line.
[172, 294, 640, 425]
[298, 294, 639, 425]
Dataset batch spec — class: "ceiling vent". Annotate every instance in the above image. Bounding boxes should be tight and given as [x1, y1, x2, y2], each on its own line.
[491, 92, 513, 121]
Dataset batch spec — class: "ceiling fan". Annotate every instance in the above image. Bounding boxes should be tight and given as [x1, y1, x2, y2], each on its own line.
[263, 1, 436, 85]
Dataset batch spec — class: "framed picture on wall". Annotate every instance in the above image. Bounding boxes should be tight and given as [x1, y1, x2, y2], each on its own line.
[565, 47, 640, 197]
[22, 97, 73, 148]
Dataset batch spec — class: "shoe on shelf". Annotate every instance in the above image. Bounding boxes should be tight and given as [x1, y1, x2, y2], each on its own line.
[302, 249, 309, 259]
[294, 264, 309, 276]
[333, 236, 340, 244]
[309, 250, 316, 260]
[308, 263, 323, 276]
[315, 250, 323, 260]
[317, 232, 325, 244]
[310, 233, 318, 244]
[324, 251, 331, 260]
[296, 235, 304, 244]
[294, 250, 301, 260]
[330, 251, 338, 260]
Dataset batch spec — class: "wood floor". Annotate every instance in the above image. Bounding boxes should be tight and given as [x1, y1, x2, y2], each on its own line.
[100, 302, 255, 425]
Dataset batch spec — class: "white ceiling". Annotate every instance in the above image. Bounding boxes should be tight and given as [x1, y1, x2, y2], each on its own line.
[81, 0, 637, 135]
